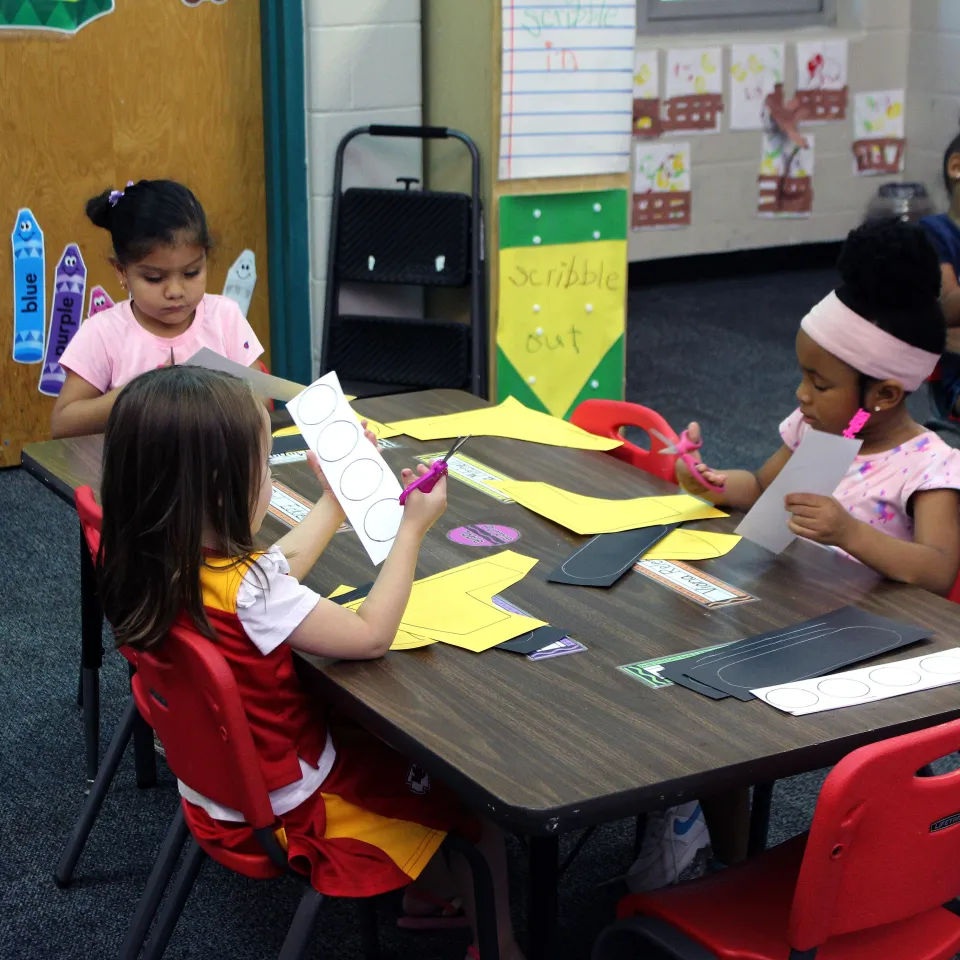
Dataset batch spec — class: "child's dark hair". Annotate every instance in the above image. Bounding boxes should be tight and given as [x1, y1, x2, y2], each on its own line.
[85, 179, 211, 265]
[98, 366, 265, 650]
[836, 218, 945, 355]
[943, 125, 960, 195]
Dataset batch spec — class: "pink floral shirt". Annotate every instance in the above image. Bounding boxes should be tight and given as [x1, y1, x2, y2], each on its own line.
[780, 409, 960, 543]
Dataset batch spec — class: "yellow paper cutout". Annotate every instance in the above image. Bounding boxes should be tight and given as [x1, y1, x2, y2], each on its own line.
[497, 239, 625, 418]
[389, 396, 621, 451]
[343, 551, 544, 653]
[328, 585, 436, 650]
[493, 481, 727, 535]
[642, 529, 741, 561]
[273, 409, 400, 442]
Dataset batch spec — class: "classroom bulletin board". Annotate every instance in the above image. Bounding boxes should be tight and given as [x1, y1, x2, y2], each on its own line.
[0, 0, 270, 466]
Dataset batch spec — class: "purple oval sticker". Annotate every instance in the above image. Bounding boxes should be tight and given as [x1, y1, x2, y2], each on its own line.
[447, 524, 521, 547]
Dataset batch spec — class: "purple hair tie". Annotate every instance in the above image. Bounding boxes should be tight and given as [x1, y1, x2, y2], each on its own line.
[108, 181, 135, 207]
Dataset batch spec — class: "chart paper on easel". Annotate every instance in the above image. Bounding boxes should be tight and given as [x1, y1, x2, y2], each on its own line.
[499, 0, 637, 180]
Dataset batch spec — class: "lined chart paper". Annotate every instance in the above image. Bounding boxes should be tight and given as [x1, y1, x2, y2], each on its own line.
[499, 1, 637, 180]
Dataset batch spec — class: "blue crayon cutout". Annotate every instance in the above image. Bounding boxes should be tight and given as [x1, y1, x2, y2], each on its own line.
[11, 208, 45, 364]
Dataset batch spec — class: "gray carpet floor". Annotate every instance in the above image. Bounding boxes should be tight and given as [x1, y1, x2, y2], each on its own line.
[1, 264, 924, 959]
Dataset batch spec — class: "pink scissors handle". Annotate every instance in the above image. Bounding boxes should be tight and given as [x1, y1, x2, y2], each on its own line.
[399, 459, 448, 505]
[674, 430, 725, 494]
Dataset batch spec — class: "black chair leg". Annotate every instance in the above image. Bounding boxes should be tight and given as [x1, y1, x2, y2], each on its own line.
[748, 783, 774, 857]
[129, 664, 157, 789]
[139, 839, 205, 960]
[116, 809, 190, 960]
[559, 826, 597, 878]
[356, 897, 380, 960]
[445, 833, 500, 960]
[277, 887, 325, 960]
[55, 696, 137, 888]
[81, 665, 101, 787]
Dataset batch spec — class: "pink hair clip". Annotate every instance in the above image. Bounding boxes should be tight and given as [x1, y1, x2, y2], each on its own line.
[108, 180, 135, 207]
[843, 408, 871, 439]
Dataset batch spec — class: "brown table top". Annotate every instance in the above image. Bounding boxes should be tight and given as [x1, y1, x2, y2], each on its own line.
[22, 389, 960, 836]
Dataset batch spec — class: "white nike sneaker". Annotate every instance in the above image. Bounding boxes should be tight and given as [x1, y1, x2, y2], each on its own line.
[625, 801, 712, 893]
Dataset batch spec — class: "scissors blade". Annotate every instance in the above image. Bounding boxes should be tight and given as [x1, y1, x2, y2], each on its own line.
[649, 428, 678, 454]
[441, 435, 470, 462]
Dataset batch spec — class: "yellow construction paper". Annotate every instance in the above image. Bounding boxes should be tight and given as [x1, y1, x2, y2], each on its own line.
[494, 481, 727, 535]
[327, 585, 436, 650]
[343, 551, 544, 653]
[498, 240, 626, 418]
[389, 396, 621, 451]
[642, 529, 741, 561]
[274, 408, 400, 442]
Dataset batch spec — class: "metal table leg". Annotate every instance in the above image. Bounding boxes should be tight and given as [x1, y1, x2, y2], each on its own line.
[79, 532, 104, 787]
[527, 835, 559, 960]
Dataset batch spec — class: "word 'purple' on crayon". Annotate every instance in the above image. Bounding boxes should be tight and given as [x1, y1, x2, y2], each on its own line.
[38, 244, 87, 397]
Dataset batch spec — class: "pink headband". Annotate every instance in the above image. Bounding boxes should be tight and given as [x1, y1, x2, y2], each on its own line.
[800, 291, 940, 392]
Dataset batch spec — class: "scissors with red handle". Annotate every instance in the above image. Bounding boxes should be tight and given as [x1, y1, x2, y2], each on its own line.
[399, 436, 470, 505]
[650, 428, 726, 494]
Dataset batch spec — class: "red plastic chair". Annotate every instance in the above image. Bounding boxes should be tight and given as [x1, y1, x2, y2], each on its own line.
[56, 488, 159, 888]
[125, 624, 501, 960]
[570, 399, 681, 482]
[594, 719, 960, 960]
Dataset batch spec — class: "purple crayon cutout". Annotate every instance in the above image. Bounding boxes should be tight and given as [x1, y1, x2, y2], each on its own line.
[38, 244, 87, 397]
[87, 284, 115, 317]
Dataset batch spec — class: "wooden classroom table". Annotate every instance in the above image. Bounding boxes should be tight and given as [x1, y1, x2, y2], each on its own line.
[21, 388, 960, 960]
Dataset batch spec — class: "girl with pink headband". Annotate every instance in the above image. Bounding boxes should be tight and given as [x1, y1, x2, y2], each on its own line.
[679, 219, 960, 597]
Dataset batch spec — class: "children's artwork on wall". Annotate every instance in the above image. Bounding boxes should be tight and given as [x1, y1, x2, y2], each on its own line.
[11, 208, 45, 364]
[498, 0, 637, 179]
[795, 39, 848, 122]
[662, 47, 723, 133]
[222, 249, 256, 317]
[87, 284, 115, 317]
[38, 244, 87, 397]
[852, 90, 906, 176]
[729, 43, 785, 131]
[757, 132, 814, 219]
[497, 190, 627, 420]
[0, 0, 113, 32]
[632, 141, 691, 229]
[633, 49, 661, 139]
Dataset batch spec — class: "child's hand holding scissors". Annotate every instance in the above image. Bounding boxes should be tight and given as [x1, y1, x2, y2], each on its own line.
[667, 422, 727, 497]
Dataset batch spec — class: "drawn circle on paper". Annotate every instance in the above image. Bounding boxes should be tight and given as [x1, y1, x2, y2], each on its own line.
[340, 458, 384, 501]
[919, 655, 960, 675]
[364, 498, 404, 542]
[868, 667, 921, 687]
[817, 678, 871, 699]
[447, 524, 521, 547]
[296, 384, 338, 425]
[764, 687, 819, 709]
[316, 419, 359, 462]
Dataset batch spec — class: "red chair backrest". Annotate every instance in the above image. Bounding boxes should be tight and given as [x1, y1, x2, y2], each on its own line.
[75, 485, 102, 557]
[133, 623, 276, 830]
[570, 399, 681, 482]
[788, 718, 960, 951]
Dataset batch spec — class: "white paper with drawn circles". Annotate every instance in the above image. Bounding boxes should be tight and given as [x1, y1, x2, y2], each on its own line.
[286, 371, 403, 565]
[753, 646, 960, 716]
[763, 687, 819, 710]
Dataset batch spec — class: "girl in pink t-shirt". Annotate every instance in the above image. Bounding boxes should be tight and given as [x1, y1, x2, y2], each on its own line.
[679, 219, 960, 597]
[52, 180, 263, 438]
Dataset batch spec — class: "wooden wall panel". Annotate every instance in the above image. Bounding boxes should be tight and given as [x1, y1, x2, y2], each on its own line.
[0, 0, 269, 466]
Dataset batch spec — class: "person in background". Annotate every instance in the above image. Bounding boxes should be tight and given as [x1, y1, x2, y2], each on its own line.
[920, 127, 960, 421]
[51, 179, 262, 438]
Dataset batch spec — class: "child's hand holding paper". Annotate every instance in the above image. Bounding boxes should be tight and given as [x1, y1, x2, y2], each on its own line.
[785, 493, 855, 547]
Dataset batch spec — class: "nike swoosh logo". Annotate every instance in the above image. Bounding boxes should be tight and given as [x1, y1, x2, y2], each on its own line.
[673, 805, 702, 836]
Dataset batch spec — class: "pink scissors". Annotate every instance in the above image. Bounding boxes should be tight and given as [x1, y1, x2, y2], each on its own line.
[399, 436, 469, 505]
[650, 428, 726, 494]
